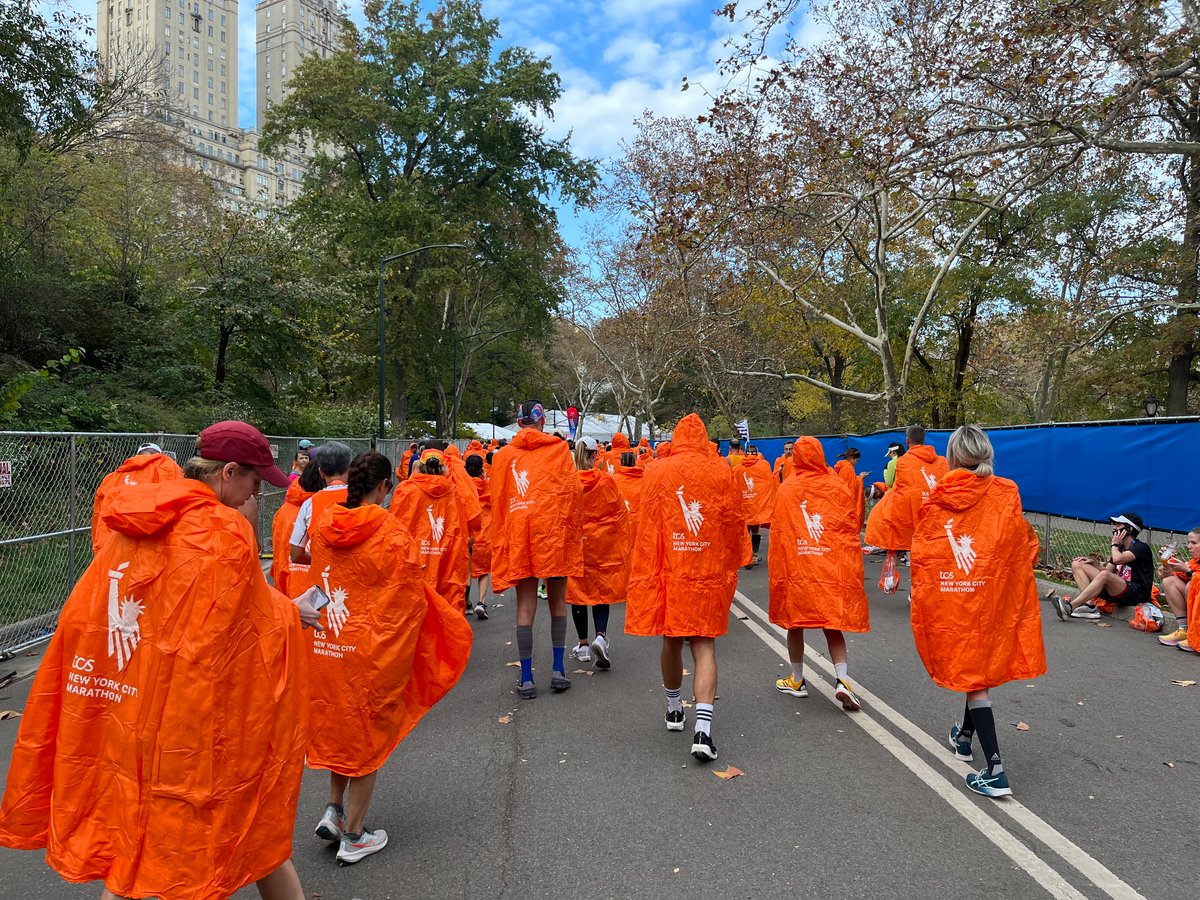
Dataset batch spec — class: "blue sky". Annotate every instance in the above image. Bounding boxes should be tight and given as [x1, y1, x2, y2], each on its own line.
[63, 0, 814, 243]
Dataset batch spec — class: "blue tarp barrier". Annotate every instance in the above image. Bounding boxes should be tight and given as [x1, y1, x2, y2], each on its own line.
[702, 419, 1200, 533]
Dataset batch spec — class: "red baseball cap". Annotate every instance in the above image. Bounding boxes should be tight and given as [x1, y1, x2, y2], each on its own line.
[197, 421, 289, 488]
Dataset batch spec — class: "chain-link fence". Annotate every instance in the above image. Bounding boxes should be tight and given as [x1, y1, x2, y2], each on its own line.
[0, 432, 481, 655]
[1024, 512, 1189, 584]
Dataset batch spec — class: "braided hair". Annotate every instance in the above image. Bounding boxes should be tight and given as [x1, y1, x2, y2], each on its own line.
[345, 451, 393, 509]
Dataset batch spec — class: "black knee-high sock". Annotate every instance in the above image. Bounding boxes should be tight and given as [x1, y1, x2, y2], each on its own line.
[464, 584, 472, 607]
[968, 699, 1002, 773]
[751, 531, 761, 554]
[593, 603, 611, 635]
[960, 698, 975, 738]
[570, 604, 589, 641]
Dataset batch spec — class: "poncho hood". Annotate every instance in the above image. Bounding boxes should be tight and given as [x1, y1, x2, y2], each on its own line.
[408, 472, 454, 500]
[285, 478, 312, 507]
[907, 443, 940, 465]
[656, 441, 672, 458]
[793, 436, 829, 475]
[611, 433, 631, 451]
[102, 480, 218, 539]
[512, 427, 565, 451]
[319, 502, 391, 548]
[116, 453, 180, 477]
[674, 414, 710, 453]
[926, 468, 992, 513]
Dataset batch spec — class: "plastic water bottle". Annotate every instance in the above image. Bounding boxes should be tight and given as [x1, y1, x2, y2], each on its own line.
[880, 550, 899, 594]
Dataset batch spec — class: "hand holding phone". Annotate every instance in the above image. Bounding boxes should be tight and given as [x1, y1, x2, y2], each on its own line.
[292, 585, 326, 629]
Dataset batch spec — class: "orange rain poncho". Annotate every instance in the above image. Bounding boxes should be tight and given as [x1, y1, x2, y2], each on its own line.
[833, 459, 866, 533]
[769, 438, 869, 632]
[0, 480, 306, 899]
[655, 441, 672, 460]
[612, 463, 646, 520]
[1187, 569, 1200, 651]
[396, 446, 415, 482]
[865, 444, 948, 550]
[489, 428, 584, 592]
[90, 452, 182, 553]
[625, 414, 751, 638]
[635, 437, 652, 469]
[773, 452, 794, 483]
[470, 475, 492, 578]
[271, 478, 314, 596]
[605, 432, 631, 473]
[568, 469, 631, 605]
[308, 502, 471, 776]
[391, 472, 478, 611]
[909, 469, 1046, 692]
[444, 444, 484, 528]
[738, 454, 778, 526]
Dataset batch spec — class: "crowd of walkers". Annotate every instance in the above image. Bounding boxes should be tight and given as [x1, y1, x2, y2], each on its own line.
[0, 407, 1194, 898]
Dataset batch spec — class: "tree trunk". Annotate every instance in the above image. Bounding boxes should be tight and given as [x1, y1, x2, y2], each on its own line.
[214, 324, 232, 390]
[390, 358, 408, 436]
[949, 295, 980, 428]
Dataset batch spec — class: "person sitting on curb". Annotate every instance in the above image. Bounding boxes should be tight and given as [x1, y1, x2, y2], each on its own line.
[1157, 527, 1199, 647]
[1051, 513, 1154, 621]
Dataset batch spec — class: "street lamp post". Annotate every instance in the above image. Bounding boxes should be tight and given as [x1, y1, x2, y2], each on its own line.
[378, 243, 470, 438]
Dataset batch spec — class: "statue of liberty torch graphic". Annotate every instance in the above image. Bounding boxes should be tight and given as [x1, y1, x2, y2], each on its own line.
[107, 561, 143, 672]
[321, 565, 351, 637]
[800, 501, 825, 542]
[944, 519, 978, 574]
[676, 486, 704, 536]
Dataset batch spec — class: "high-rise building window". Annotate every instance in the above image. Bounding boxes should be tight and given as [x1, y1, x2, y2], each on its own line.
[178, 82, 184, 94]
[220, 64, 225, 75]
[207, 59, 213, 71]
[178, 46, 183, 58]
[220, 14, 225, 25]
[208, 9, 213, 20]
[208, 92, 214, 104]
[193, 87, 199, 99]
[166, 6, 172, 18]
[208, 76, 213, 88]
[220, 82, 225, 93]
[207, 44, 213, 54]
[208, 25, 213, 37]
[220, 31, 225, 42]
[193, 70, 199, 83]
[165, 25, 171, 36]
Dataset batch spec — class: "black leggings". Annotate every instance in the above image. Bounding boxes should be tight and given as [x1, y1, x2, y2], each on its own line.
[571, 603, 610, 640]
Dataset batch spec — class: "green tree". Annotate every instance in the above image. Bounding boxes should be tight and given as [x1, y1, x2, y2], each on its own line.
[262, 0, 597, 435]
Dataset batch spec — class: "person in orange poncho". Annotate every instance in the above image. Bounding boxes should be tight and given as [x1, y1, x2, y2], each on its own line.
[772, 441, 795, 483]
[566, 438, 630, 669]
[737, 445, 777, 567]
[491, 401, 584, 698]
[727, 438, 744, 468]
[465, 453, 493, 618]
[635, 436, 652, 469]
[443, 442, 484, 527]
[290, 441, 352, 566]
[625, 413, 751, 762]
[865, 425, 948, 585]
[395, 443, 417, 483]
[390, 448, 480, 615]
[611, 450, 646, 520]
[910, 425, 1046, 799]
[90, 442, 183, 553]
[1155, 527, 1198, 648]
[271, 458, 323, 595]
[308, 451, 472, 865]
[655, 440, 672, 461]
[769, 437, 869, 712]
[1185, 545, 1200, 652]
[0, 421, 315, 900]
[833, 447, 867, 534]
[605, 431, 631, 474]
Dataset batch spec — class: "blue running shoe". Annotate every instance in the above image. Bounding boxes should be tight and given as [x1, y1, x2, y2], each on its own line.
[966, 768, 1012, 798]
[948, 723, 974, 761]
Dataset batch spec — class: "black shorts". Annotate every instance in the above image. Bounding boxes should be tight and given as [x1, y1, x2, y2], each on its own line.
[1100, 584, 1147, 607]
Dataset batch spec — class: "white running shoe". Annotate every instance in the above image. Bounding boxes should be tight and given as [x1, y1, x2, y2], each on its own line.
[314, 804, 346, 842]
[1070, 603, 1101, 620]
[590, 633, 610, 669]
[337, 827, 388, 865]
[569, 642, 592, 662]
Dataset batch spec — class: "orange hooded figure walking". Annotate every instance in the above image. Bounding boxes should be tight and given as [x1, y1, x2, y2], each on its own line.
[272, 478, 314, 596]
[391, 462, 478, 611]
[612, 461, 646, 520]
[470, 473, 493, 578]
[737, 453, 777, 526]
[90, 450, 182, 553]
[625, 414, 751, 638]
[605, 432, 631, 474]
[865, 443, 948, 550]
[910, 470, 1046, 692]
[0, 480, 306, 899]
[568, 469, 631, 605]
[490, 429, 584, 592]
[833, 459, 866, 533]
[308, 502, 472, 776]
[655, 441, 672, 460]
[769, 438, 869, 632]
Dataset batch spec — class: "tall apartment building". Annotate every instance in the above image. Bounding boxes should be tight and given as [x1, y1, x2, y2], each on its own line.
[256, 0, 340, 132]
[96, 0, 340, 212]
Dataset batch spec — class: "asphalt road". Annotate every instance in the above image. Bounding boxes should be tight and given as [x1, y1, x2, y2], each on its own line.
[1, 536, 1197, 899]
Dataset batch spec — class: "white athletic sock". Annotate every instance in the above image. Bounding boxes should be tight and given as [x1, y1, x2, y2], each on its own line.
[695, 702, 714, 736]
[790, 662, 804, 682]
[665, 686, 683, 713]
[834, 662, 848, 680]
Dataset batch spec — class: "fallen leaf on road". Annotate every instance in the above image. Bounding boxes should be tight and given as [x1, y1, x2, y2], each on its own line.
[505, 641, 512, 646]
[1093, 622, 1113, 628]
[505, 661, 521, 668]
[0, 710, 20, 720]
[497, 715, 511, 724]
[1077, 700, 1085, 705]
[673, 868, 681, 874]
[713, 766, 744, 780]
[573, 669, 588, 674]
[1165, 761, 1176, 768]
[494, 604, 504, 608]
[1171, 679, 1197, 687]
[682, 700, 693, 708]
[1014, 721, 1030, 731]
